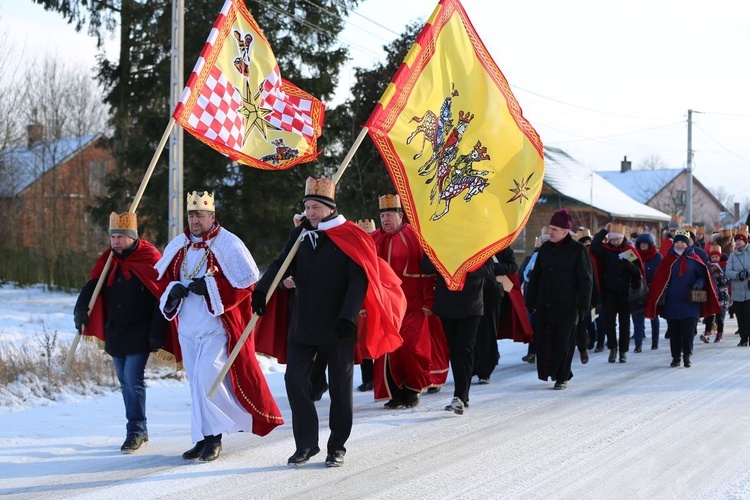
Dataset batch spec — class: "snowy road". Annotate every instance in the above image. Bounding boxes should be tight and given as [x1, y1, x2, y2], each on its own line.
[2, 319, 750, 499]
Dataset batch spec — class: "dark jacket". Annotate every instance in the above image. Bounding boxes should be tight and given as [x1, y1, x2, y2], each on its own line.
[255, 220, 367, 346]
[525, 234, 593, 325]
[591, 229, 642, 295]
[421, 256, 495, 319]
[75, 242, 166, 357]
[482, 247, 518, 307]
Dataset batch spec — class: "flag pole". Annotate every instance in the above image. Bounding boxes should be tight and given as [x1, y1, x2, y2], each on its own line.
[63, 118, 178, 372]
[208, 126, 370, 397]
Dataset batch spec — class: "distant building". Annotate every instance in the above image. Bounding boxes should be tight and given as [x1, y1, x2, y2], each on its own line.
[597, 157, 729, 227]
[513, 147, 670, 258]
[0, 129, 114, 254]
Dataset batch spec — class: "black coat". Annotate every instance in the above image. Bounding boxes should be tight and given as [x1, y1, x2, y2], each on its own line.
[422, 256, 495, 319]
[255, 221, 367, 346]
[525, 234, 593, 325]
[75, 244, 166, 357]
[590, 228, 642, 295]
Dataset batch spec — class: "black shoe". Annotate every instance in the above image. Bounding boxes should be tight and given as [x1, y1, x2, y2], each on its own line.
[619, 353, 627, 363]
[700, 334, 710, 344]
[325, 450, 345, 467]
[200, 440, 222, 462]
[384, 399, 405, 409]
[521, 353, 536, 363]
[356, 381, 373, 392]
[426, 386, 441, 394]
[683, 355, 692, 368]
[476, 377, 490, 385]
[121, 434, 148, 454]
[634, 346, 642, 353]
[182, 440, 205, 460]
[608, 350, 617, 363]
[739, 341, 749, 347]
[403, 391, 420, 408]
[553, 381, 567, 390]
[594, 346, 604, 353]
[287, 446, 320, 467]
[670, 357, 680, 367]
[580, 350, 589, 364]
[651, 344, 658, 350]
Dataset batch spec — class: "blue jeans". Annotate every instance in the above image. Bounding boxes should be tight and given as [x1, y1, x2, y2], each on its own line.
[112, 352, 149, 437]
[632, 312, 661, 348]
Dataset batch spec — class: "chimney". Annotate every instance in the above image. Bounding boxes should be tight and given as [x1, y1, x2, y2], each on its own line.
[621, 155, 632, 173]
[27, 123, 44, 148]
[735, 202, 741, 223]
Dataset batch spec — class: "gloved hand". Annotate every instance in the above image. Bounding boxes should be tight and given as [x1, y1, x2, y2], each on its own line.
[168, 283, 190, 301]
[738, 270, 748, 281]
[335, 318, 356, 339]
[74, 308, 89, 332]
[251, 290, 267, 316]
[692, 283, 703, 291]
[188, 278, 208, 296]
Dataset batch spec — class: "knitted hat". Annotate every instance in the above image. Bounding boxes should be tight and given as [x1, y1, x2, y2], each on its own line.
[549, 208, 572, 229]
[673, 229, 691, 245]
[303, 177, 336, 209]
[109, 212, 138, 239]
[635, 233, 655, 247]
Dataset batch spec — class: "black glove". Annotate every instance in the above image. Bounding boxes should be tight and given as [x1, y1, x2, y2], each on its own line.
[188, 278, 208, 296]
[251, 290, 267, 316]
[692, 283, 703, 291]
[73, 308, 89, 332]
[168, 283, 190, 301]
[739, 270, 747, 281]
[335, 318, 356, 339]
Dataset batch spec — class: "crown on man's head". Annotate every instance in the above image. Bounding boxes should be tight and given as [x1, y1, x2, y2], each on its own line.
[187, 191, 215, 212]
[109, 211, 138, 238]
[378, 194, 402, 212]
[695, 225, 705, 236]
[303, 177, 336, 208]
[357, 219, 376, 233]
[670, 215, 683, 223]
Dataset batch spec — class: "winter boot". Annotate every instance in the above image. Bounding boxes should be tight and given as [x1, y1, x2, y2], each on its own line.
[714, 332, 723, 343]
[683, 354, 692, 368]
[619, 352, 627, 363]
[670, 357, 681, 367]
[608, 349, 617, 363]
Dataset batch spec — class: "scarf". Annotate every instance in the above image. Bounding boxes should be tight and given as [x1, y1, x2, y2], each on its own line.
[636, 244, 658, 263]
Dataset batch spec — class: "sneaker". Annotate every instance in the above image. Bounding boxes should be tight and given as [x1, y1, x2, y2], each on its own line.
[476, 378, 490, 385]
[384, 399, 405, 409]
[699, 334, 710, 344]
[121, 434, 148, 454]
[553, 381, 567, 390]
[356, 381, 373, 392]
[325, 450, 345, 467]
[287, 446, 320, 467]
[444, 397, 465, 415]
[426, 386, 441, 394]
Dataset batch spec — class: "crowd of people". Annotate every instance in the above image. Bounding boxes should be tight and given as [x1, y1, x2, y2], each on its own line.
[74, 186, 745, 467]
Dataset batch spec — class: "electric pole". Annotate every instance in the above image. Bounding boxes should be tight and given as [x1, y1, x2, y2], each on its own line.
[168, 0, 185, 240]
[685, 109, 694, 225]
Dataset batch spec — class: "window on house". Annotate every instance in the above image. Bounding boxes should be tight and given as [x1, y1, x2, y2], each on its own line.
[88, 161, 108, 197]
[675, 190, 686, 206]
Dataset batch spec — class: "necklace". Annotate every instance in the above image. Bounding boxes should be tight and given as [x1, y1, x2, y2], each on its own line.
[181, 228, 220, 279]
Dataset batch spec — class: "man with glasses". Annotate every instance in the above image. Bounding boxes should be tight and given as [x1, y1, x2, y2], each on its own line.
[155, 191, 283, 462]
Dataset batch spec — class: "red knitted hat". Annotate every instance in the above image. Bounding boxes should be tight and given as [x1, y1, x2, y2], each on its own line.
[549, 209, 572, 229]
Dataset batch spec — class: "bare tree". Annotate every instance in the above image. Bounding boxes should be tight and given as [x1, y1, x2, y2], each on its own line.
[637, 154, 669, 171]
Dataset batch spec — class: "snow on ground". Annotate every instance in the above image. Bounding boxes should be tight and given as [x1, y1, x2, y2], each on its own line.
[2, 285, 750, 499]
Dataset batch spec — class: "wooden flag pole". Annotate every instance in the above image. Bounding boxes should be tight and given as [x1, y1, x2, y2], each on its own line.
[207, 126, 370, 398]
[63, 118, 177, 373]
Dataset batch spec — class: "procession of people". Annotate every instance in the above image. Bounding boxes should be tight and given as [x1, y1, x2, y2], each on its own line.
[74, 184, 741, 467]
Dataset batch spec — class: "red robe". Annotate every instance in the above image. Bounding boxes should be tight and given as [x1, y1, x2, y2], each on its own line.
[371, 224, 434, 399]
[85, 241, 181, 363]
[325, 221, 407, 359]
[645, 251, 721, 320]
[160, 226, 283, 437]
[497, 274, 534, 343]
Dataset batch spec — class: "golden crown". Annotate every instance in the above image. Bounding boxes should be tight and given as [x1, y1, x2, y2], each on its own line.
[304, 177, 335, 200]
[378, 194, 402, 212]
[608, 222, 626, 237]
[738, 224, 749, 238]
[357, 219, 376, 233]
[187, 191, 215, 212]
[109, 211, 137, 232]
[674, 228, 690, 239]
[670, 215, 683, 223]
[695, 225, 705, 235]
[709, 243, 722, 254]
[721, 228, 734, 238]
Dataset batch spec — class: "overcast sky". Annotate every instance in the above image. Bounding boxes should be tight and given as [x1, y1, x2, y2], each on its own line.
[3, 0, 749, 202]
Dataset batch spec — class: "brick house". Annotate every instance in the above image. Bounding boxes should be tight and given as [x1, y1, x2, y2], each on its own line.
[0, 129, 114, 255]
[512, 147, 670, 259]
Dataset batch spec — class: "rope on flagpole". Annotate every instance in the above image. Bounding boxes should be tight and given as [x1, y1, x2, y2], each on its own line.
[62, 118, 178, 373]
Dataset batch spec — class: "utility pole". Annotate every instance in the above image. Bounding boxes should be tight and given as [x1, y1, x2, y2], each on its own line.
[168, 0, 185, 240]
[685, 109, 694, 225]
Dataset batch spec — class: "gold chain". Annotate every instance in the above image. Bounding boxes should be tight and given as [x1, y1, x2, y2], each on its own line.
[181, 228, 220, 280]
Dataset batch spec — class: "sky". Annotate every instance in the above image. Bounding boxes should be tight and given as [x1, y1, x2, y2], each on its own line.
[2, 0, 749, 202]
[3, 285, 750, 498]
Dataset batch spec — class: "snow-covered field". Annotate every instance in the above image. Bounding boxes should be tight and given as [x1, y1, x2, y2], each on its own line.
[1, 284, 749, 499]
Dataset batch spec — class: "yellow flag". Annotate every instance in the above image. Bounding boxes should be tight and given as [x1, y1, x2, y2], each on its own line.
[173, 0, 324, 170]
[365, 0, 544, 290]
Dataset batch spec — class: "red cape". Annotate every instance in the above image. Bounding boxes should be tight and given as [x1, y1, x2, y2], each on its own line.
[325, 221, 406, 359]
[645, 251, 721, 319]
[252, 285, 291, 364]
[85, 241, 181, 364]
[497, 274, 534, 343]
